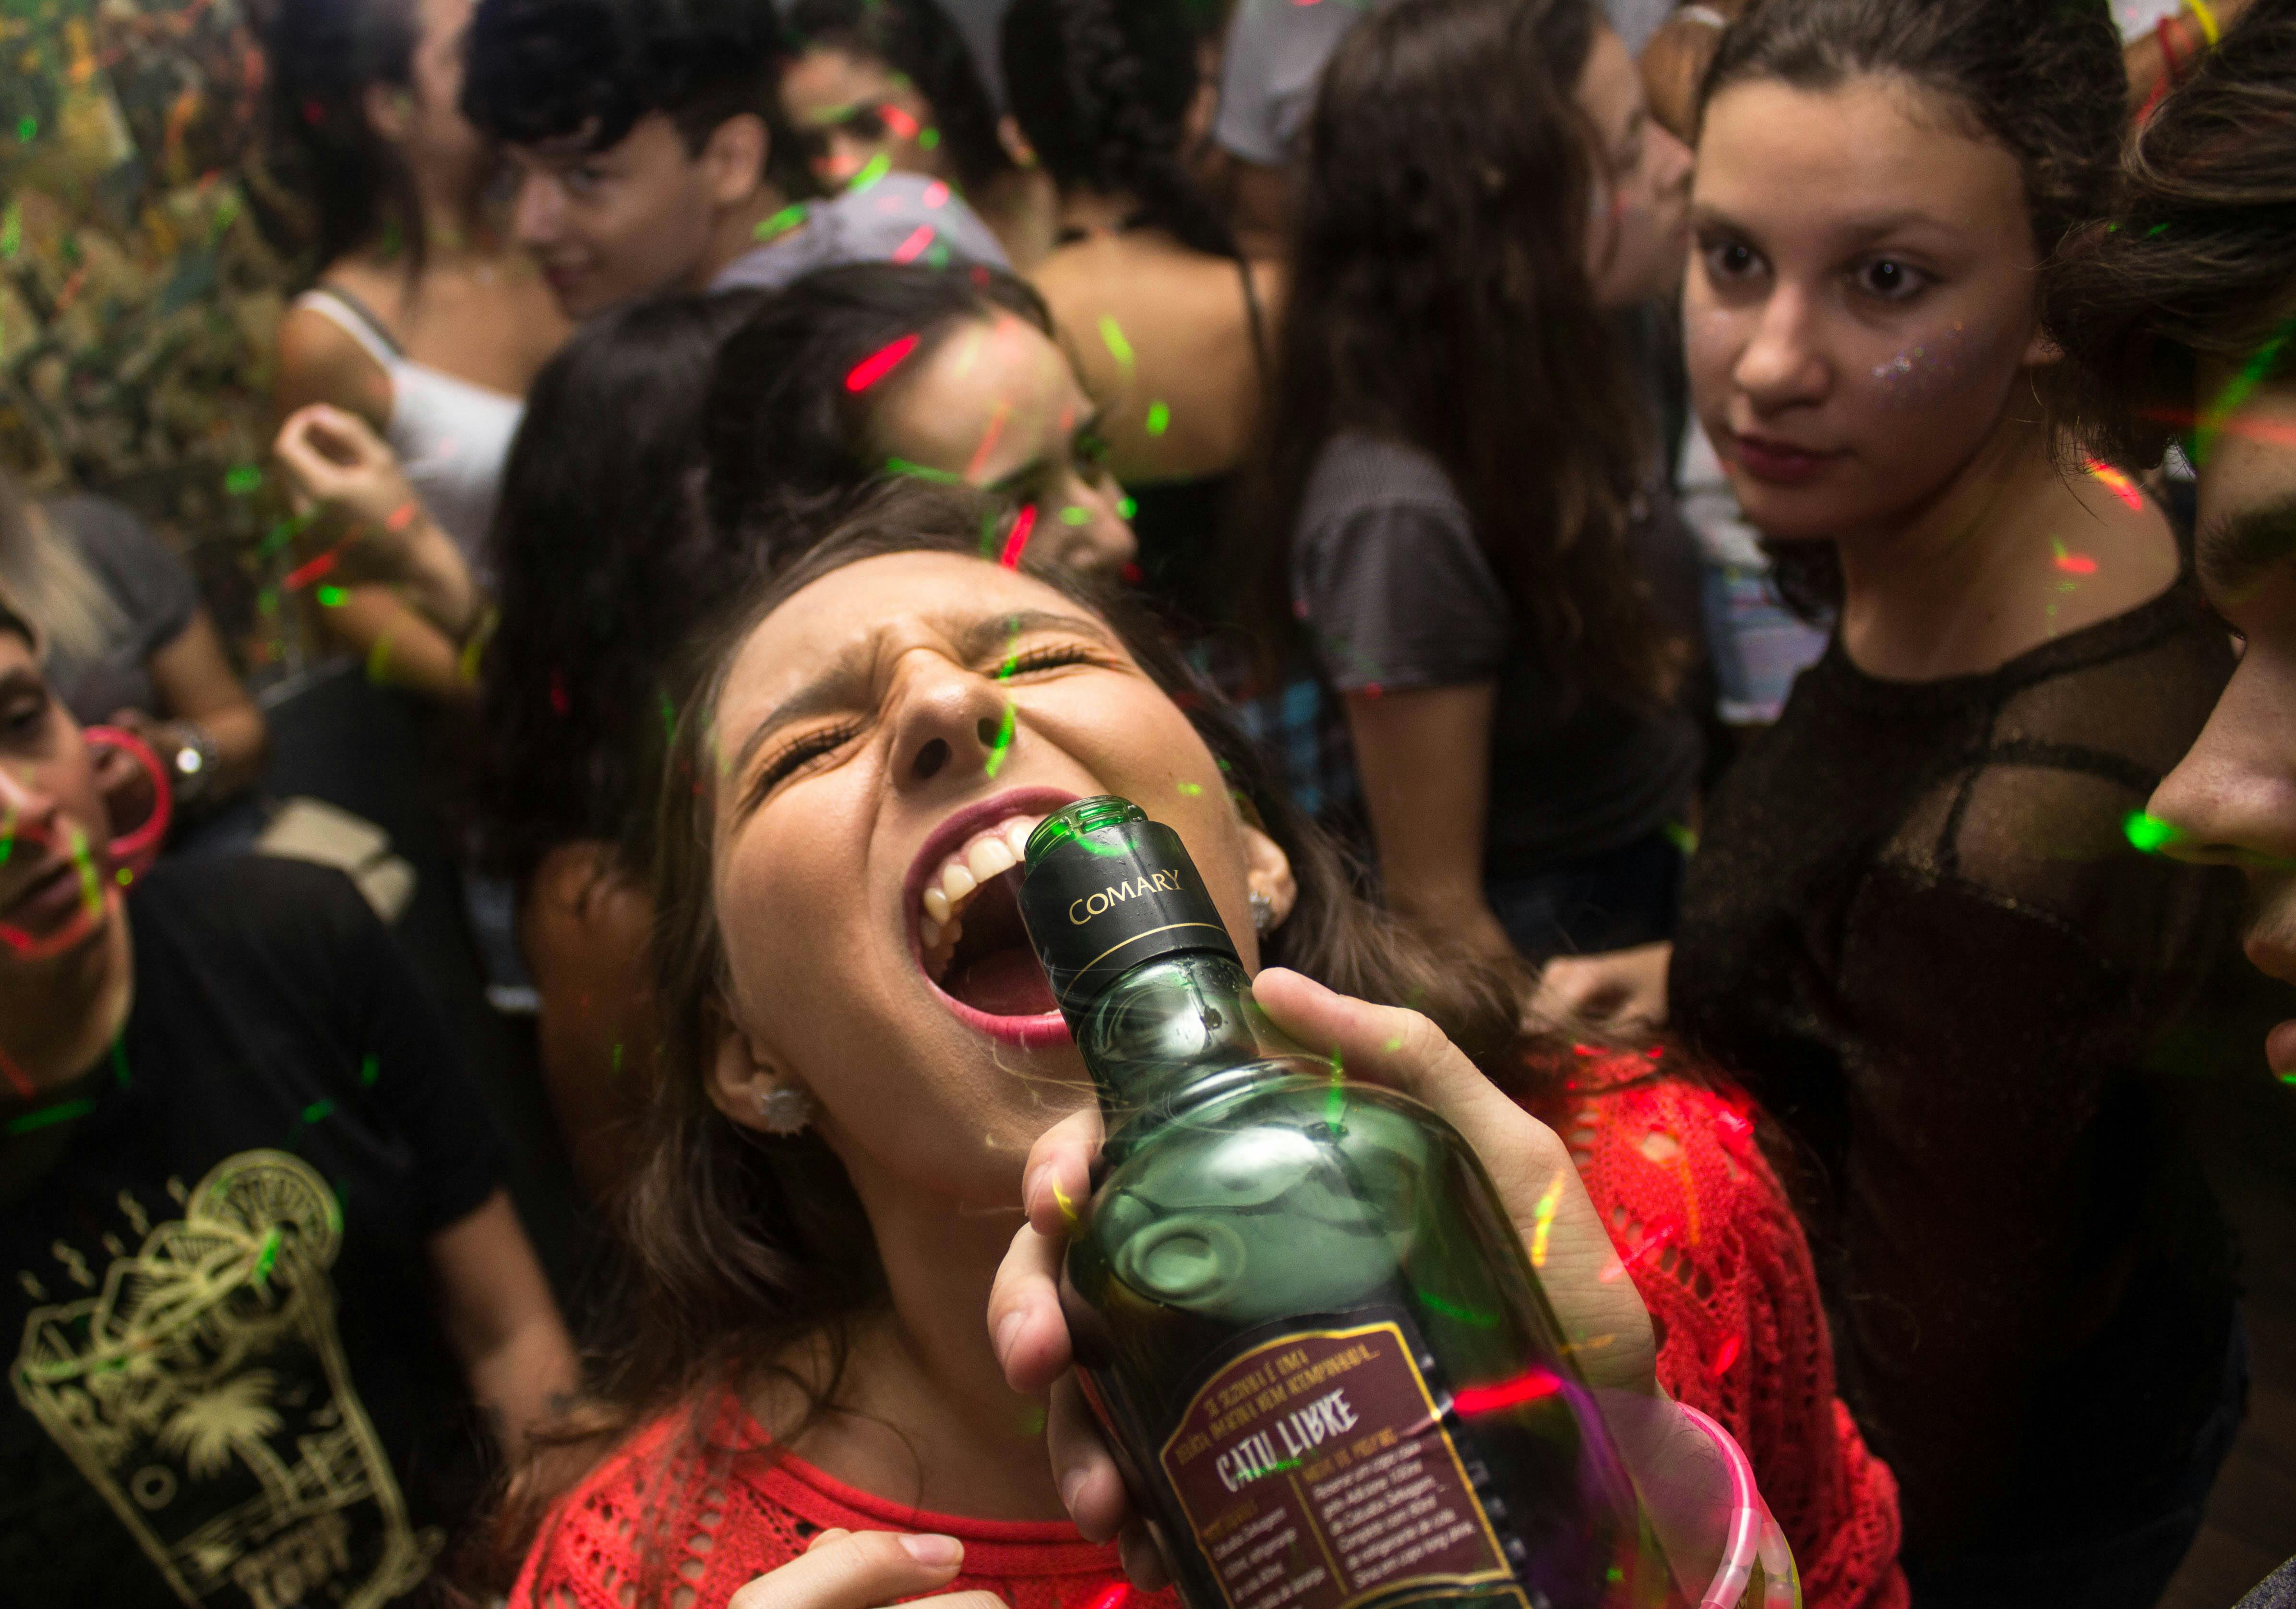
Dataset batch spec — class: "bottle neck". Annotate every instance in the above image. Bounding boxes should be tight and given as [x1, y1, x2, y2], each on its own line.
[1072, 951, 1267, 1137]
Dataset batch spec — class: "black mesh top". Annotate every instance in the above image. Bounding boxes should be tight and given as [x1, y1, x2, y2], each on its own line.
[1672, 574, 2244, 1563]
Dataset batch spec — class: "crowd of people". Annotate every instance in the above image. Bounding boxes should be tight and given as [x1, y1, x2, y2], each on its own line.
[2, 0, 2293, 1605]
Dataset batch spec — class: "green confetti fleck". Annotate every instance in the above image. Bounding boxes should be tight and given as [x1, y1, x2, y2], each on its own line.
[982, 701, 1017, 777]
[253, 1228, 280, 1284]
[301, 1098, 335, 1126]
[114, 867, 132, 886]
[14, 117, 34, 145]
[885, 454, 966, 485]
[2146, 222, 2170, 238]
[315, 585, 347, 607]
[2125, 811, 2180, 853]
[1097, 314, 1136, 373]
[919, 127, 941, 150]
[1419, 1291, 1501, 1327]
[1118, 494, 1137, 519]
[1060, 504, 1090, 526]
[849, 152, 892, 192]
[1662, 819, 1698, 855]
[754, 203, 809, 241]
[1145, 401, 1171, 437]
[358, 1054, 379, 1088]
[4, 1099, 95, 1136]
[0, 200, 17, 259]
[1176, 780, 1204, 796]
[225, 465, 263, 495]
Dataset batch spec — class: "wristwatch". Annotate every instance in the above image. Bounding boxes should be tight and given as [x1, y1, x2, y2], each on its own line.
[170, 721, 220, 807]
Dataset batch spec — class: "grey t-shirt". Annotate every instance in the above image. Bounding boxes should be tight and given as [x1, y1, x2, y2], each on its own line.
[1290, 433, 1701, 877]
[712, 170, 1010, 292]
[40, 495, 200, 725]
[1215, 0, 1673, 166]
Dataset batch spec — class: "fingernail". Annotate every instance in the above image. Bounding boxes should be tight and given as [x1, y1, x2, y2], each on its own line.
[902, 1534, 962, 1567]
[1060, 1468, 1090, 1514]
[993, 1309, 1025, 1368]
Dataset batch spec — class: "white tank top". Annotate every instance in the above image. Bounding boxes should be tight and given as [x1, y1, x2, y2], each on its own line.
[291, 286, 524, 574]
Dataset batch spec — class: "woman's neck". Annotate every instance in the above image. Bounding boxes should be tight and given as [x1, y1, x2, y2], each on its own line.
[1832, 405, 2179, 681]
[0, 913, 132, 1103]
[1056, 186, 1147, 240]
[780, 1159, 1067, 1521]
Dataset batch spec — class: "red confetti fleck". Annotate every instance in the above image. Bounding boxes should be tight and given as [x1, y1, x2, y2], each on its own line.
[999, 504, 1039, 568]
[846, 333, 921, 392]
[880, 104, 920, 140]
[890, 223, 935, 264]
[1707, 1333, 1743, 1378]
[281, 549, 340, 590]
[1120, 561, 1144, 585]
[1081, 1585, 1130, 1609]
[922, 180, 950, 208]
[2055, 551, 2099, 576]
[1452, 1369, 1563, 1416]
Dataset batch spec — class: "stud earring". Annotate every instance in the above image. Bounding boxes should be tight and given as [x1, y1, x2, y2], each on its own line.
[756, 1084, 817, 1136]
[1249, 889, 1275, 934]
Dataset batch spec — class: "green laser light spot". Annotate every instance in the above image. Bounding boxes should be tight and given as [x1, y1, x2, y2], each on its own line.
[2125, 811, 2180, 853]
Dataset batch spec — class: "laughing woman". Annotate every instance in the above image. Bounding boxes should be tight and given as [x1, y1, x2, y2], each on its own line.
[489, 489, 1903, 1609]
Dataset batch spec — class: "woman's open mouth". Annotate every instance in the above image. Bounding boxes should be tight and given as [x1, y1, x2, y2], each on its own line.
[907, 790, 1076, 1046]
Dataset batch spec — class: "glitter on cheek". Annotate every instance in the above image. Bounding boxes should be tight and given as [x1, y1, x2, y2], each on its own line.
[1866, 321, 1972, 410]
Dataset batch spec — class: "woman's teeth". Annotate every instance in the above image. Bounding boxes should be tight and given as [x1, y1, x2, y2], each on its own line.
[918, 815, 1042, 964]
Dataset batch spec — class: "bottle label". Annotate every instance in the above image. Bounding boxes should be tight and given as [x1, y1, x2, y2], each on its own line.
[1018, 817, 1239, 1018]
[1158, 1319, 1527, 1609]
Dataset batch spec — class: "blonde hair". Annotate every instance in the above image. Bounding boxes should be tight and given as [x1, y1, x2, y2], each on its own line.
[0, 472, 124, 666]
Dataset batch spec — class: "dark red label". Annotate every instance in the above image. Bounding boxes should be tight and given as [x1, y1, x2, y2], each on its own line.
[1159, 1321, 1526, 1609]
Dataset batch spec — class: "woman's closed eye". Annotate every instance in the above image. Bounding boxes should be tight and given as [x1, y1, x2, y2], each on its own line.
[752, 720, 864, 798]
[991, 642, 1102, 680]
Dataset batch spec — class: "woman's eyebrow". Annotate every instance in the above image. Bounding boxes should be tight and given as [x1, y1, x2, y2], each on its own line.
[960, 609, 1113, 661]
[2198, 494, 2296, 600]
[983, 408, 1106, 499]
[728, 641, 875, 786]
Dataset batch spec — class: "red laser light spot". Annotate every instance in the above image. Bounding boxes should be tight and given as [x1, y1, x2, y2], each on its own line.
[1452, 1369, 1563, 1416]
[282, 549, 340, 590]
[846, 333, 921, 392]
[999, 505, 1039, 568]
[2055, 551, 2099, 576]
[1082, 1584, 1131, 1609]
[880, 104, 920, 140]
[1707, 1333, 1743, 1378]
[891, 223, 935, 264]
[385, 501, 418, 532]
[922, 180, 950, 208]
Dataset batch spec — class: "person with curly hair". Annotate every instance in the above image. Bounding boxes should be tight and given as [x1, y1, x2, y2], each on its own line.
[2044, 11, 2296, 1593]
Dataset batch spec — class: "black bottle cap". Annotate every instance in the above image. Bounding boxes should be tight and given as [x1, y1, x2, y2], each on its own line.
[1019, 797, 1240, 1021]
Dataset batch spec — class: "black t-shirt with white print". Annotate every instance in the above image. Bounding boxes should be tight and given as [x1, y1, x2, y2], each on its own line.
[0, 855, 505, 1609]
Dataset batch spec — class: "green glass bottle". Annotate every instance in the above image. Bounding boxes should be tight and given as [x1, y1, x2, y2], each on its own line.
[1018, 799, 1677, 1609]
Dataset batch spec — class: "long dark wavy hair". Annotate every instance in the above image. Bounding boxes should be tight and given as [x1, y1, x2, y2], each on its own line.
[478, 482, 1530, 1595]
[699, 262, 1056, 562]
[476, 290, 767, 892]
[784, 0, 1017, 197]
[2043, 0, 2296, 470]
[264, 0, 427, 273]
[1001, 0, 1241, 261]
[1253, 0, 1674, 709]
[1698, 0, 2131, 616]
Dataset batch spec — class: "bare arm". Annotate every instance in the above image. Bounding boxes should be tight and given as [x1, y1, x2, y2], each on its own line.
[426, 1188, 580, 1456]
[275, 304, 396, 433]
[320, 588, 474, 705]
[1343, 682, 1519, 968]
[523, 841, 658, 1203]
[138, 610, 268, 798]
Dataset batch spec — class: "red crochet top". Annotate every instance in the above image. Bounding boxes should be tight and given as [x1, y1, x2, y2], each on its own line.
[1521, 1053, 1906, 1609]
[510, 1064, 1904, 1609]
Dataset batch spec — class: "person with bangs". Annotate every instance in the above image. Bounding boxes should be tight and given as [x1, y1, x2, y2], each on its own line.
[778, 0, 1056, 269]
[1256, 0, 1707, 994]
[1618, 0, 2250, 1597]
[2043, 9, 2296, 1597]
[485, 484, 1905, 1609]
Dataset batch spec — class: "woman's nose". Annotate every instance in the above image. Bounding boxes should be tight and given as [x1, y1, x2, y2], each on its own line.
[1046, 478, 1138, 580]
[2146, 674, 2296, 868]
[889, 656, 1016, 791]
[1734, 286, 1829, 410]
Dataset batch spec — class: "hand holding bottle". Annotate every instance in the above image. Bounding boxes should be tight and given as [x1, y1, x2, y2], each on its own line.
[987, 965, 1660, 1587]
[727, 1527, 1004, 1609]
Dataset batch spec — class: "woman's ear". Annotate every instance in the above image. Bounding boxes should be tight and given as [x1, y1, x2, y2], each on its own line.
[363, 83, 415, 144]
[1242, 823, 1299, 932]
[997, 115, 1039, 169]
[706, 1009, 780, 1129]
